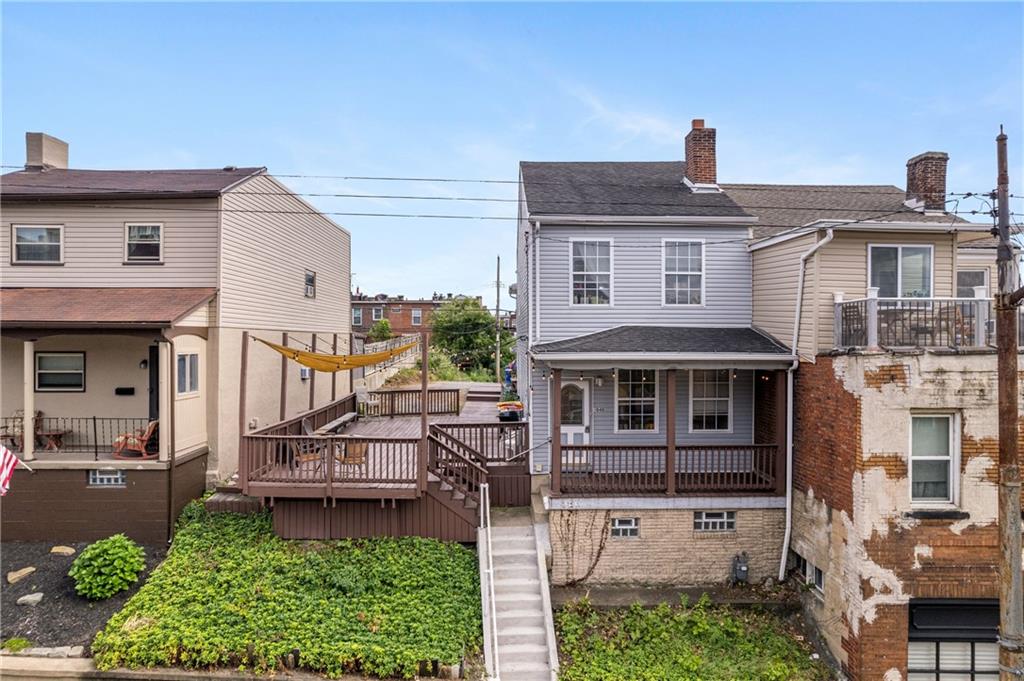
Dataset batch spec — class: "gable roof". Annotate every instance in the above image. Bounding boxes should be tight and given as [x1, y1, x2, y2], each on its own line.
[519, 161, 750, 219]
[720, 183, 971, 240]
[0, 287, 217, 327]
[532, 325, 791, 356]
[0, 167, 265, 201]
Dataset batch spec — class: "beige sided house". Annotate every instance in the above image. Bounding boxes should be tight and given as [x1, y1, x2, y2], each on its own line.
[0, 133, 351, 543]
[738, 152, 1009, 680]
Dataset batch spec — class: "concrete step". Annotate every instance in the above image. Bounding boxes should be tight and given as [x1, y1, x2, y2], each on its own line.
[491, 551, 537, 566]
[499, 659, 551, 674]
[491, 526, 536, 538]
[494, 577, 542, 594]
[492, 536, 536, 551]
[498, 626, 547, 647]
[495, 610, 546, 629]
[495, 593, 542, 611]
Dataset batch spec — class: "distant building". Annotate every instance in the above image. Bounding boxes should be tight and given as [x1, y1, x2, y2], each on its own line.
[351, 290, 484, 336]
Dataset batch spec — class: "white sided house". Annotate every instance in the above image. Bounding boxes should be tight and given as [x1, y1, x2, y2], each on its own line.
[0, 133, 351, 543]
[516, 120, 796, 586]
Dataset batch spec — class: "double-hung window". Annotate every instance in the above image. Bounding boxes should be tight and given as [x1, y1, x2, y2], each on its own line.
[12, 225, 63, 264]
[352, 308, 363, 326]
[663, 240, 704, 305]
[411, 308, 422, 326]
[615, 369, 657, 432]
[124, 223, 162, 262]
[869, 244, 933, 298]
[372, 307, 384, 321]
[304, 270, 317, 298]
[690, 369, 731, 432]
[911, 414, 957, 505]
[571, 240, 611, 305]
[956, 270, 988, 298]
[35, 352, 85, 392]
[177, 353, 200, 396]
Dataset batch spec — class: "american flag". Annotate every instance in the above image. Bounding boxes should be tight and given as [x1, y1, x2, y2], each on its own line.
[0, 445, 20, 497]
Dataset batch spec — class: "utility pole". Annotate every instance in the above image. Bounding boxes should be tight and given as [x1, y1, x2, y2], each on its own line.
[995, 126, 1023, 681]
[495, 255, 502, 384]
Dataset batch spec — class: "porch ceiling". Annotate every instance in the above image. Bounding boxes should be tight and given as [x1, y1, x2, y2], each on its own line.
[0, 287, 216, 328]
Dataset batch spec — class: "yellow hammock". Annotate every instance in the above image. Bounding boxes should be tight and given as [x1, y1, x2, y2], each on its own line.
[253, 337, 418, 372]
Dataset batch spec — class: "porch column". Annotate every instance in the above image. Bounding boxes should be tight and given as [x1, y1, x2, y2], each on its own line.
[22, 340, 35, 461]
[550, 368, 562, 495]
[866, 287, 880, 350]
[774, 369, 788, 496]
[665, 369, 676, 495]
[158, 341, 171, 462]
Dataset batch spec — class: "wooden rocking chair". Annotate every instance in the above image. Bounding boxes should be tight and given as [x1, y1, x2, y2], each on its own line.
[112, 420, 159, 460]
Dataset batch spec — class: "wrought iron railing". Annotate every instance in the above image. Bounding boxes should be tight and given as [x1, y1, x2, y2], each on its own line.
[1, 416, 150, 460]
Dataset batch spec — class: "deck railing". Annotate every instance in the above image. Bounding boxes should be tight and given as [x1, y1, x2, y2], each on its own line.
[427, 434, 488, 503]
[557, 444, 780, 496]
[364, 388, 460, 417]
[431, 422, 528, 463]
[252, 394, 358, 437]
[1, 416, 150, 460]
[833, 291, 995, 350]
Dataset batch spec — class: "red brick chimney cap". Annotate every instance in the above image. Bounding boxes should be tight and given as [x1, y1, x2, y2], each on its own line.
[691, 119, 705, 129]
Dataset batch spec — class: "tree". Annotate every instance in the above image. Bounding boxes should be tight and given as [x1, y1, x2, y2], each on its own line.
[368, 318, 392, 343]
[430, 297, 514, 370]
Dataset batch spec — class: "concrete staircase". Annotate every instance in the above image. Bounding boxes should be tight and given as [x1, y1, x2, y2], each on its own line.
[489, 508, 557, 681]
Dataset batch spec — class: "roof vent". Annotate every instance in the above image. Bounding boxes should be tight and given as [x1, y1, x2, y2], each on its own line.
[223, 165, 237, 172]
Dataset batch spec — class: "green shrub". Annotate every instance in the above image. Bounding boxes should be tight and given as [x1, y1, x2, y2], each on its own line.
[68, 534, 146, 600]
[92, 503, 481, 678]
[556, 596, 832, 681]
[2, 637, 31, 653]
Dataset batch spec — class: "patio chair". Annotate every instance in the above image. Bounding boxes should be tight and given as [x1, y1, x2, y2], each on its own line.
[288, 418, 328, 471]
[2, 410, 42, 451]
[112, 420, 159, 460]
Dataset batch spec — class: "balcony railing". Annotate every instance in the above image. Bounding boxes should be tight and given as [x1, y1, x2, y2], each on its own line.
[834, 292, 998, 350]
[0, 416, 151, 460]
[555, 443, 781, 496]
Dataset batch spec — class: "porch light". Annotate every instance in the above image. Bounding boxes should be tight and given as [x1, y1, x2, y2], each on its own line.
[139, 359, 148, 370]
[595, 377, 604, 387]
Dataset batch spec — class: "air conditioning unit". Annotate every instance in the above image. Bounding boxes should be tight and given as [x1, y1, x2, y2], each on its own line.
[299, 367, 312, 381]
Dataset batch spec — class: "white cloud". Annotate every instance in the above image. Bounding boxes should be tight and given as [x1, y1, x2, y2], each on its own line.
[564, 84, 682, 148]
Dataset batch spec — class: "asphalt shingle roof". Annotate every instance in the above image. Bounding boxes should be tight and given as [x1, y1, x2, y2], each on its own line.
[532, 326, 791, 355]
[1, 167, 264, 201]
[0, 287, 217, 326]
[519, 161, 750, 218]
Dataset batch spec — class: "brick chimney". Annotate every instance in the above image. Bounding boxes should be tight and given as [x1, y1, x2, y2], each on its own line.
[684, 119, 717, 186]
[25, 132, 68, 170]
[905, 151, 948, 211]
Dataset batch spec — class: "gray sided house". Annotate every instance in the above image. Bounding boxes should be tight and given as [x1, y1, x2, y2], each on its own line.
[516, 121, 795, 586]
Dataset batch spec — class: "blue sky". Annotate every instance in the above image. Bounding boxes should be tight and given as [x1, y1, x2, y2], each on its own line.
[3, 2, 1021, 311]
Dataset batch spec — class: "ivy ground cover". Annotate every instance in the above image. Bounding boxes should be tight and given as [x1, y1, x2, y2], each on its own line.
[557, 597, 833, 681]
[92, 504, 481, 678]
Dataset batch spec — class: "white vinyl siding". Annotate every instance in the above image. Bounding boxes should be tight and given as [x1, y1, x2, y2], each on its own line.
[12, 225, 63, 264]
[663, 239, 704, 305]
[536, 225, 752, 341]
[2, 201, 218, 285]
[124, 223, 163, 263]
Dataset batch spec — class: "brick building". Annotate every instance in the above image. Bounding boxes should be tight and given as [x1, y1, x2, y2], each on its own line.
[350, 291, 482, 336]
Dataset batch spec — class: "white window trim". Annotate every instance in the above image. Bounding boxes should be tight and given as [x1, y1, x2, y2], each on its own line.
[693, 510, 736, 532]
[909, 411, 960, 507]
[352, 308, 363, 326]
[123, 222, 164, 264]
[609, 516, 640, 539]
[568, 237, 614, 307]
[35, 351, 85, 392]
[613, 368, 659, 434]
[411, 308, 423, 326]
[867, 243, 935, 299]
[176, 352, 200, 398]
[88, 469, 127, 487]
[956, 268, 990, 297]
[372, 307, 384, 321]
[661, 238, 706, 307]
[688, 369, 734, 434]
[12, 224, 64, 264]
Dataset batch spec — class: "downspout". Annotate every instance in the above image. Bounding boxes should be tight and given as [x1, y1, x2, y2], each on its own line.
[778, 228, 834, 581]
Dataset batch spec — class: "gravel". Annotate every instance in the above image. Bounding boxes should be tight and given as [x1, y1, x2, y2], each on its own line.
[1, 541, 166, 651]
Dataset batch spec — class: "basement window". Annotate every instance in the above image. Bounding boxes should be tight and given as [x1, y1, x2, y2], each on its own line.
[907, 640, 998, 679]
[88, 469, 126, 487]
[693, 510, 735, 532]
[609, 517, 639, 539]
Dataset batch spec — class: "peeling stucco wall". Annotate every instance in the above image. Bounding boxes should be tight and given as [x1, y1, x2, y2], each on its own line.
[792, 352, 1005, 680]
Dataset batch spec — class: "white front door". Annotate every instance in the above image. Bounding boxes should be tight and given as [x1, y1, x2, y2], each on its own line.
[559, 380, 590, 445]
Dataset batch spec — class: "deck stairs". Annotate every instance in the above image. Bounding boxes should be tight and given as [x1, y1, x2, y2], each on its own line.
[486, 507, 558, 681]
[467, 384, 502, 403]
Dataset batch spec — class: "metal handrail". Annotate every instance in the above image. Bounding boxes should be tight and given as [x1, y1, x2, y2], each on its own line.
[479, 483, 501, 680]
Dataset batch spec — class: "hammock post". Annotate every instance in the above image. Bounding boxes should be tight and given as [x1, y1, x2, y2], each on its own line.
[238, 331, 250, 488]
[331, 333, 338, 401]
[308, 334, 317, 411]
[279, 333, 288, 421]
[418, 332, 429, 495]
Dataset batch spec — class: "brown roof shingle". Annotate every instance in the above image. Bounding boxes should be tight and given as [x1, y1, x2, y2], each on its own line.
[0, 288, 217, 327]
[0, 167, 264, 201]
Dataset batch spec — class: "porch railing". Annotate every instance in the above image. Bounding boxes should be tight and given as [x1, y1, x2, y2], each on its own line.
[557, 444, 780, 496]
[833, 291, 997, 350]
[363, 388, 460, 417]
[1, 416, 150, 460]
[430, 422, 528, 463]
